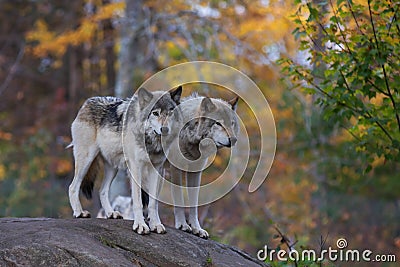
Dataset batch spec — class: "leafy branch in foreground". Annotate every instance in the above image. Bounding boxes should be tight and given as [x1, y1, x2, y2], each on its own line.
[265, 226, 334, 267]
[279, 0, 400, 166]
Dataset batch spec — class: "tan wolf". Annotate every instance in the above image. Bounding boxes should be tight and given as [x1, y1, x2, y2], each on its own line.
[166, 93, 239, 239]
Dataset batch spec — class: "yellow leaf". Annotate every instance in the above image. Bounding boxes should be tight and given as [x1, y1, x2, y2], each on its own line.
[92, 2, 125, 21]
[0, 164, 6, 181]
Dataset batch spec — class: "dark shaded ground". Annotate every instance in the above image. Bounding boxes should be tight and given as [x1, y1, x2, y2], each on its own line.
[0, 218, 267, 267]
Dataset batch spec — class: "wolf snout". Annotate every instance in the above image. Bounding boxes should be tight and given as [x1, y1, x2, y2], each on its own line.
[161, 126, 169, 135]
[228, 136, 237, 147]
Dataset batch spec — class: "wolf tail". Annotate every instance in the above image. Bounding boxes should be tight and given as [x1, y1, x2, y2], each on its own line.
[81, 154, 102, 199]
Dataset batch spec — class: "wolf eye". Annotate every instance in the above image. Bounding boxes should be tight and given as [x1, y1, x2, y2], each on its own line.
[152, 111, 160, 116]
[215, 121, 223, 127]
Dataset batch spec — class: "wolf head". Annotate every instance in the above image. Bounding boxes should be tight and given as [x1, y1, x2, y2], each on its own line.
[196, 96, 239, 148]
[138, 86, 182, 136]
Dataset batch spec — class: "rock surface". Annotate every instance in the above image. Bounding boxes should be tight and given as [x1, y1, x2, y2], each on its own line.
[0, 218, 267, 267]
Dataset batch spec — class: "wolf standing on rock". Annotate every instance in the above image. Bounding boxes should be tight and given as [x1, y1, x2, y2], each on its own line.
[166, 93, 240, 239]
[67, 86, 182, 234]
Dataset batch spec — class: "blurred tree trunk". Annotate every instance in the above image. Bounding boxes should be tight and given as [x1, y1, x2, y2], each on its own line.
[111, 0, 154, 201]
[115, 0, 145, 98]
[104, 18, 116, 95]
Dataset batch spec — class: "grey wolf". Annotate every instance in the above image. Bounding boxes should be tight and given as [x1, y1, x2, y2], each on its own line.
[68, 86, 182, 234]
[166, 93, 239, 239]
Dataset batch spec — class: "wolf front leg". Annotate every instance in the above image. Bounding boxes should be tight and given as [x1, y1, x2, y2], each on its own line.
[187, 171, 209, 239]
[169, 165, 192, 232]
[146, 164, 166, 234]
[128, 160, 150, 235]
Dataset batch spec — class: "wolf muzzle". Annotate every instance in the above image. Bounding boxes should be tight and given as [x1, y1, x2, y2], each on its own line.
[161, 126, 169, 136]
[228, 136, 237, 147]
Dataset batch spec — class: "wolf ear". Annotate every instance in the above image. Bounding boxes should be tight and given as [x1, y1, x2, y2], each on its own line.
[200, 97, 216, 113]
[137, 87, 153, 108]
[228, 96, 239, 111]
[170, 85, 182, 105]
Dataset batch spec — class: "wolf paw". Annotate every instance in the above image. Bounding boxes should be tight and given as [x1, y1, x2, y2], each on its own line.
[150, 223, 166, 234]
[176, 223, 192, 233]
[192, 227, 209, 239]
[106, 211, 123, 219]
[74, 210, 91, 218]
[133, 221, 150, 235]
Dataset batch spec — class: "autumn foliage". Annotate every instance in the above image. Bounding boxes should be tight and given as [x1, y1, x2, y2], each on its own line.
[0, 1, 399, 266]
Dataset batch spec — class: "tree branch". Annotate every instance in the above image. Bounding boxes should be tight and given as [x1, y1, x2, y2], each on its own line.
[388, 1, 400, 36]
[293, 66, 394, 141]
[273, 226, 298, 267]
[329, 0, 352, 56]
[346, 0, 366, 36]
[0, 43, 25, 97]
[368, 0, 400, 132]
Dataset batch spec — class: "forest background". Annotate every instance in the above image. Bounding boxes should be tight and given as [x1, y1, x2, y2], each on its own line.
[0, 0, 399, 265]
